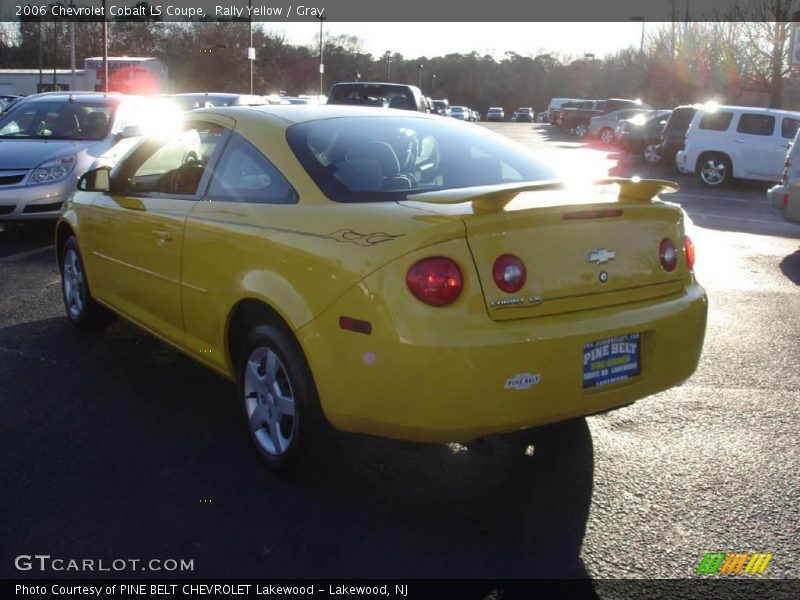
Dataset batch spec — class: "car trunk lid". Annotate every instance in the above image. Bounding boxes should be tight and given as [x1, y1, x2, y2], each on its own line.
[401, 179, 687, 321]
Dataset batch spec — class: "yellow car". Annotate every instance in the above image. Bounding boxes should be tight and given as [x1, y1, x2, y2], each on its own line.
[56, 105, 707, 468]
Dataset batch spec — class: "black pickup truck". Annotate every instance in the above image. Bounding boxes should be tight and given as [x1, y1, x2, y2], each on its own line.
[560, 98, 649, 138]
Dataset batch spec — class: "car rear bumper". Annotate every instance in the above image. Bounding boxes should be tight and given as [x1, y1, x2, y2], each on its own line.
[676, 150, 691, 173]
[299, 281, 708, 443]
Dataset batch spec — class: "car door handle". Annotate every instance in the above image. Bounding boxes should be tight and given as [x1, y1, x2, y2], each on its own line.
[152, 229, 172, 242]
[733, 139, 746, 143]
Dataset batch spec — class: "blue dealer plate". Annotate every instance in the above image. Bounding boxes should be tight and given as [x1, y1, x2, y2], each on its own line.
[582, 333, 641, 389]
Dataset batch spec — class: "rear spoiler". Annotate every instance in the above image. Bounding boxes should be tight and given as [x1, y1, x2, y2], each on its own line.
[406, 178, 678, 214]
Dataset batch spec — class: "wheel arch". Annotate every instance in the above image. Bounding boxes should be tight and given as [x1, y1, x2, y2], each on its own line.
[696, 150, 733, 178]
[55, 220, 77, 268]
[225, 298, 300, 377]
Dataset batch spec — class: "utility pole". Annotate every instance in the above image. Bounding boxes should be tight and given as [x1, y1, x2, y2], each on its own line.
[38, 20, 43, 90]
[249, 0, 253, 94]
[318, 16, 325, 97]
[102, 0, 108, 92]
[53, 20, 57, 89]
[70, 0, 75, 90]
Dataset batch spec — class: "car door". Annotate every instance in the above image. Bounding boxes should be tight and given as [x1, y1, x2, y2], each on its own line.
[180, 131, 299, 373]
[85, 121, 226, 347]
[730, 112, 777, 179]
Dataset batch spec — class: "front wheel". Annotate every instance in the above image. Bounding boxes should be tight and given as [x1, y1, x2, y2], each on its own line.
[698, 154, 731, 186]
[60, 236, 104, 327]
[599, 128, 615, 145]
[238, 324, 324, 469]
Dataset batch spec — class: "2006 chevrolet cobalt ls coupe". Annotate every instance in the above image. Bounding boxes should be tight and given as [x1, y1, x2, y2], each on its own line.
[57, 105, 707, 468]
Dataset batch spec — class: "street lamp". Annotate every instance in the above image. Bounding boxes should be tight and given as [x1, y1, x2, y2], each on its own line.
[631, 16, 645, 55]
[318, 16, 325, 96]
[384, 51, 392, 82]
[417, 63, 424, 92]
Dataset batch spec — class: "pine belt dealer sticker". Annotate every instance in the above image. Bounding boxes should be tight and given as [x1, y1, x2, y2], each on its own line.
[582, 332, 641, 389]
[505, 373, 541, 390]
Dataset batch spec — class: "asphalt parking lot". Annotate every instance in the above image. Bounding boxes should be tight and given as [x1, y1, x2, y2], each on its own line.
[1, 122, 798, 585]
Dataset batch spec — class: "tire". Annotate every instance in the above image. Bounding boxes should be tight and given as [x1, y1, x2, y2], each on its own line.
[697, 153, 731, 186]
[574, 123, 588, 138]
[60, 236, 104, 328]
[238, 324, 324, 469]
[643, 143, 661, 164]
[599, 128, 615, 145]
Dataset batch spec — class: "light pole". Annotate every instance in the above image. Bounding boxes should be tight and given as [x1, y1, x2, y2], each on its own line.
[318, 16, 326, 97]
[431, 73, 436, 92]
[248, 0, 253, 94]
[417, 63, 424, 92]
[631, 16, 645, 55]
[384, 51, 392, 82]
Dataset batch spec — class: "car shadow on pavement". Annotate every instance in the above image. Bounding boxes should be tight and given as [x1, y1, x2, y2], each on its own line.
[0, 222, 56, 259]
[779, 249, 800, 284]
[0, 315, 597, 585]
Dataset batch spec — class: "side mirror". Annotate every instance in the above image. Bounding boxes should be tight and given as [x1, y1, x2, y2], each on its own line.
[78, 167, 111, 192]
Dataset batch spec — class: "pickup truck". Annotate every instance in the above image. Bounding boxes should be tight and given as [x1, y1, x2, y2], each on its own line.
[560, 98, 650, 138]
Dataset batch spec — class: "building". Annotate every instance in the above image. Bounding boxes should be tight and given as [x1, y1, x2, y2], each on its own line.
[0, 57, 168, 96]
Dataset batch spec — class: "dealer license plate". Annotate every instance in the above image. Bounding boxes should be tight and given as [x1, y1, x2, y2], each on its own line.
[582, 333, 641, 389]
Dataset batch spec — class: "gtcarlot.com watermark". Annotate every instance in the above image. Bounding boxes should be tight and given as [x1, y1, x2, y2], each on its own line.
[14, 554, 194, 573]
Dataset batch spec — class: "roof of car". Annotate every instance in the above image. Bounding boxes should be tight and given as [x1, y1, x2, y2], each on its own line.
[22, 92, 125, 104]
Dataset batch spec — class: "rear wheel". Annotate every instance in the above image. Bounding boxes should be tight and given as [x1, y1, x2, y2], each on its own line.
[238, 324, 325, 469]
[698, 153, 731, 186]
[574, 123, 588, 138]
[643, 143, 661, 164]
[599, 128, 615, 145]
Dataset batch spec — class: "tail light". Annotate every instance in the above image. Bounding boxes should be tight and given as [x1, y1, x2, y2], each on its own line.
[659, 238, 677, 272]
[784, 194, 790, 208]
[492, 255, 526, 293]
[406, 257, 463, 306]
[683, 235, 695, 270]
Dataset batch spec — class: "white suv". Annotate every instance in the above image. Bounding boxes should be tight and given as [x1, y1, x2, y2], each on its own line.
[676, 105, 800, 186]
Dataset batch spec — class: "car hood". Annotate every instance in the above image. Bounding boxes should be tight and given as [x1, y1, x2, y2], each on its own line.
[0, 139, 103, 169]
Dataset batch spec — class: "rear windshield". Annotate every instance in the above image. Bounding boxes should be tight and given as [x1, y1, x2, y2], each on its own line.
[286, 116, 558, 202]
[665, 107, 697, 133]
[327, 85, 416, 110]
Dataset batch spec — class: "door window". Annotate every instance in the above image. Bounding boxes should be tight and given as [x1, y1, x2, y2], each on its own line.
[736, 114, 775, 136]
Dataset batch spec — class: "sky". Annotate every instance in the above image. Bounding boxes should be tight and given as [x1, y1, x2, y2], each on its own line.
[266, 22, 653, 60]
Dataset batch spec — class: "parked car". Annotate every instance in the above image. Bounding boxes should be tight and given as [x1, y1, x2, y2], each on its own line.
[326, 82, 427, 112]
[676, 104, 800, 186]
[172, 93, 269, 110]
[449, 105, 470, 120]
[0, 94, 22, 114]
[546, 97, 584, 125]
[57, 104, 707, 468]
[486, 107, 505, 121]
[562, 99, 652, 138]
[513, 107, 534, 123]
[767, 126, 800, 224]
[656, 104, 702, 169]
[617, 110, 672, 163]
[589, 108, 652, 144]
[432, 99, 450, 116]
[0, 92, 181, 221]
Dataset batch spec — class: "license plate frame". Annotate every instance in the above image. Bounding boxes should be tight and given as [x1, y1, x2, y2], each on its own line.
[582, 333, 641, 389]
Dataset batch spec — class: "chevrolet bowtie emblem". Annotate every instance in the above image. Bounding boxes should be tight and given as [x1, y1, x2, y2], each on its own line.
[588, 248, 616, 264]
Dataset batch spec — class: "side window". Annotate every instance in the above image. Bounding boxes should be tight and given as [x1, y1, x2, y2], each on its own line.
[123, 124, 223, 196]
[207, 133, 297, 204]
[781, 118, 800, 139]
[736, 114, 775, 136]
[698, 111, 733, 131]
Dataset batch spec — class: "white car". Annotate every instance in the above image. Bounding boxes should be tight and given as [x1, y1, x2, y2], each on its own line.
[0, 92, 182, 220]
[676, 104, 800, 186]
[767, 126, 800, 224]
